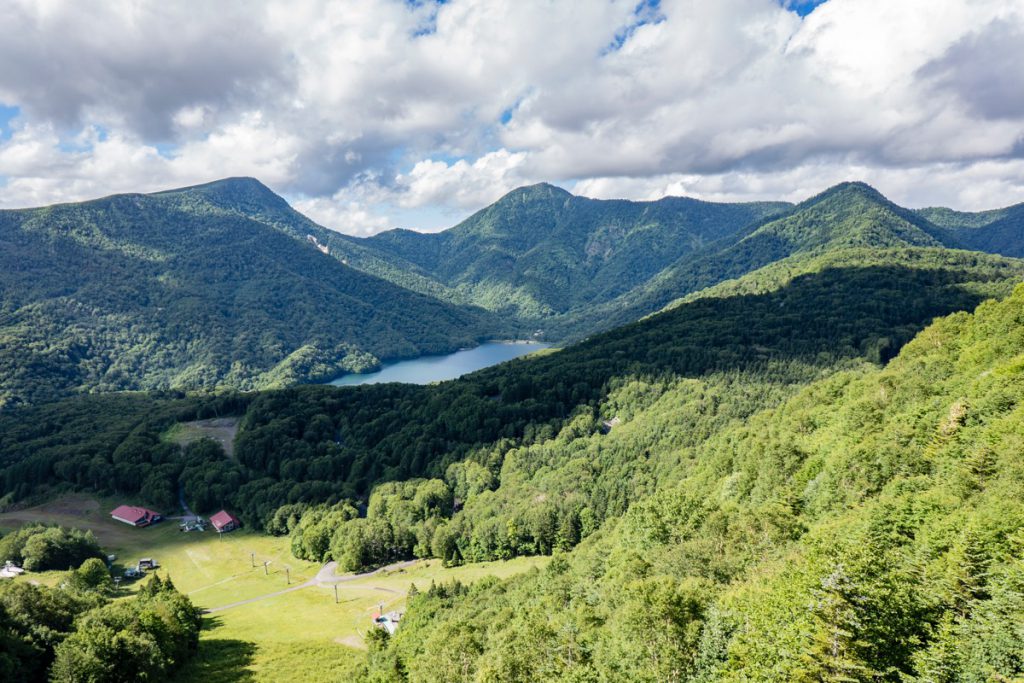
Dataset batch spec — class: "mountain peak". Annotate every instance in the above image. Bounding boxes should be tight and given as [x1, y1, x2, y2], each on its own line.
[805, 181, 888, 206]
[152, 176, 292, 213]
[500, 182, 574, 203]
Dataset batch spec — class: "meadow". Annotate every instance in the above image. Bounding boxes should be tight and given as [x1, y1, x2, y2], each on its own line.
[0, 494, 548, 681]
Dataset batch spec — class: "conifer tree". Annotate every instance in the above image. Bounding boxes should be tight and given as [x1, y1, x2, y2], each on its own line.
[794, 566, 876, 683]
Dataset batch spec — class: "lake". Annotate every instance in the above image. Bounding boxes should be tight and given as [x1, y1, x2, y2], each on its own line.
[327, 341, 552, 386]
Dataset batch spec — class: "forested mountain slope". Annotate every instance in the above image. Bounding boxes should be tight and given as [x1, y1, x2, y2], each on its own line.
[0, 179, 498, 407]
[341, 183, 789, 321]
[325, 181, 1024, 342]
[918, 202, 1024, 258]
[359, 265, 1024, 683]
[537, 182, 988, 337]
[2, 246, 1021, 519]
[2, 213, 1024, 679]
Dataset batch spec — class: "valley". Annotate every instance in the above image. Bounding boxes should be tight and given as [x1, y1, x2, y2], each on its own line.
[3, 5, 1021, 681]
[2, 179, 1024, 682]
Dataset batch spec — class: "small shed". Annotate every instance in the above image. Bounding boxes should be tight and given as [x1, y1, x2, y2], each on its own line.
[110, 505, 162, 527]
[210, 510, 242, 533]
[373, 611, 402, 635]
[0, 561, 25, 579]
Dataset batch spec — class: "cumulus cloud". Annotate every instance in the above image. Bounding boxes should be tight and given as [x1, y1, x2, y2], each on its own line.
[0, 0, 1022, 232]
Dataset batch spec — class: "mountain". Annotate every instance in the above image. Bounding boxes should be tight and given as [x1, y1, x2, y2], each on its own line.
[3, 176, 1021, 410]
[534, 181, 996, 336]
[0, 178, 500, 408]
[328, 183, 791, 329]
[917, 201, 1024, 257]
[323, 181, 1024, 342]
[359, 277, 1024, 683]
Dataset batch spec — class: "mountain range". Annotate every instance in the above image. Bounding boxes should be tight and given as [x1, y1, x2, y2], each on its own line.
[2, 176, 1023, 407]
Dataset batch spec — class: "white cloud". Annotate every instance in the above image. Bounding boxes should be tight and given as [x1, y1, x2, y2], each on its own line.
[0, 0, 1022, 232]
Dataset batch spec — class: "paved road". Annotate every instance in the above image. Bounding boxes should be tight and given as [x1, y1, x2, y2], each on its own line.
[202, 559, 418, 613]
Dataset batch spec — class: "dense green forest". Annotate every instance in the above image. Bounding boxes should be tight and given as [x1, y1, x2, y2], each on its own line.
[350, 279, 1024, 682]
[918, 202, 1024, 257]
[334, 183, 789, 321]
[0, 178, 498, 408]
[1, 247, 1020, 524]
[0, 555, 202, 682]
[3, 250, 1022, 681]
[3, 178, 1024, 681]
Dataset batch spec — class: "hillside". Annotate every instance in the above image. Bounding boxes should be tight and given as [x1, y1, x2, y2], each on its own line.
[324, 181, 1024, 342]
[3, 245, 1021, 514]
[357, 275, 1024, 683]
[532, 182, 982, 337]
[918, 202, 1024, 257]
[330, 183, 790, 329]
[0, 179, 499, 407]
[2, 233, 1024, 679]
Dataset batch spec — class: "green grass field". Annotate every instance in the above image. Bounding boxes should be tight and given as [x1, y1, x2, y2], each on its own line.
[0, 495, 548, 681]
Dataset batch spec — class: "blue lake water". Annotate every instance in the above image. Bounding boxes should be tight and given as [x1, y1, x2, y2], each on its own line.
[327, 341, 552, 386]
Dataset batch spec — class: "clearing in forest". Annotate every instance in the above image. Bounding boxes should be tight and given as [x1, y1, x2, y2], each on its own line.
[164, 417, 240, 458]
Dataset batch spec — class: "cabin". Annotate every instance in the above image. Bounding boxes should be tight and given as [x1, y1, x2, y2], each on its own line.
[373, 611, 402, 635]
[210, 510, 242, 533]
[110, 505, 162, 527]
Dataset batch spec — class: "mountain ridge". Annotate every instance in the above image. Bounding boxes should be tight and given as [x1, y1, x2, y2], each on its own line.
[0, 184, 502, 407]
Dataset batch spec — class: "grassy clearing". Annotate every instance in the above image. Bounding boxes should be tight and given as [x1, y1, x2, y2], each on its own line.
[162, 417, 240, 457]
[177, 557, 549, 681]
[0, 495, 315, 604]
[1, 495, 548, 681]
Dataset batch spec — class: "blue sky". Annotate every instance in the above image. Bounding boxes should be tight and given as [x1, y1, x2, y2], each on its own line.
[783, 0, 829, 17]
[0, 0, 1021, 233]
[0, 104, 18, 141]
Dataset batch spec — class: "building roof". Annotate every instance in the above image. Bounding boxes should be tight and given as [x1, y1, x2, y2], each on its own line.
[110, 505, 160, 524]
[209, 510, 241, 530]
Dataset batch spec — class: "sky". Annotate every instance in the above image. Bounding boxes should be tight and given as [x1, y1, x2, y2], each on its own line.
[0, 0, 1022, 235]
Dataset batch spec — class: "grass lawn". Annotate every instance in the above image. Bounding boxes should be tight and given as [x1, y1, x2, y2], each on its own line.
[1, 494, 549, 681]
[0, 494, 317, 604]
[177, 557, 549, 682]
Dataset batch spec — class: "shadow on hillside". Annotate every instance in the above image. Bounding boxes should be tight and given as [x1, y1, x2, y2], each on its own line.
[173, 617, 256, 683]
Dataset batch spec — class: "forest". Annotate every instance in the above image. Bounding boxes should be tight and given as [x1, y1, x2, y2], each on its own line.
[5, 178, 1024, 410]
[347, 278, 1024, 682]
[0, 528, 202, 682]
[1, 249, 1021, 531]
[0, 178, 498, 408]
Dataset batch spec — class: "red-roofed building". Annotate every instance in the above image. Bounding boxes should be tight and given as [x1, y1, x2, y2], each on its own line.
[110, 505, 162, 527]
[210, 510, 241, 533]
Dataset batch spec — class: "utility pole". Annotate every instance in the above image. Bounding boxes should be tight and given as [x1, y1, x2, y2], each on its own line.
[250, 552, 255, 568]
[264, 561, 269, 576]
[286, 567, 290, 585]
[334, 584, 339, 604]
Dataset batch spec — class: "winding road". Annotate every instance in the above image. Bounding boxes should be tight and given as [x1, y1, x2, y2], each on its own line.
[202, 560, 417, 613]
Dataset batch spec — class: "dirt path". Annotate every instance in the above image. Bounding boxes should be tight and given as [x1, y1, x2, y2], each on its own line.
[202, 559, 418, 613]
